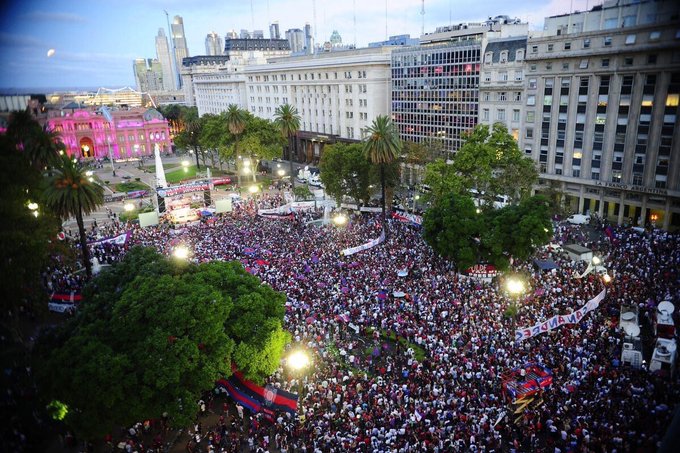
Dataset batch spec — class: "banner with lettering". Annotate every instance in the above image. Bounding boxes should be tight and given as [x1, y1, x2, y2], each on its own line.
[341, 230, 386, 256]
[515, 288, 606, 342]
[89, 231, 130, 246]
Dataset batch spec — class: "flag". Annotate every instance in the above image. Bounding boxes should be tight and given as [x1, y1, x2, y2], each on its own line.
[50, 292, 82, 303]
[229, 368, 298, 414]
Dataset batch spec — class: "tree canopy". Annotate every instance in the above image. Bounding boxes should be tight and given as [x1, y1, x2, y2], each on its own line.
[423, 194, 553, 271]
[424, 123, 537, 207]
[35, 247, 290, 438]
[319, 142, 373, 206]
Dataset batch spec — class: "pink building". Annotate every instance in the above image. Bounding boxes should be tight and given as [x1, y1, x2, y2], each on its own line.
[47, 107, 172, 160]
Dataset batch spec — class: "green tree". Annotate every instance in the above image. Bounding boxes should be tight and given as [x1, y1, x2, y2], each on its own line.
[42, 154, 104, 279]
[422, 193, 482, 270]
[292, 185, 314, 201]
[6, 110, 64, 170]
[35, 247, 290, 439]
[424, 123, 537, 207]
[225, 104, 247, 159]
[0, 132, 59, 325]
[274, 104, 301, 189]
[200, 113, 230, 169]
[319, 143, 373, 206]
[481, 195, 553, 268]
[363, 115, 402, 227]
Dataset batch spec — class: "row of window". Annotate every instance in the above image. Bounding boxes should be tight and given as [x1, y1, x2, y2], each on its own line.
[530, 30, 674, 54]
[247, 70, 369, 83]
[484, 49, 524, 64]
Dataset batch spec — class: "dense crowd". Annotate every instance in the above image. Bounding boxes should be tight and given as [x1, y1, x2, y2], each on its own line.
[43, 199, 680, 452]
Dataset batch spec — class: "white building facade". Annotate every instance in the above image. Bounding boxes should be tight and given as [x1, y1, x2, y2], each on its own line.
[243, 47, 392, 163]
[181, 56, 247, 116]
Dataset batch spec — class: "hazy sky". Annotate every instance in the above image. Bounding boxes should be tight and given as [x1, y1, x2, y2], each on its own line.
[0, 0, 597, 91]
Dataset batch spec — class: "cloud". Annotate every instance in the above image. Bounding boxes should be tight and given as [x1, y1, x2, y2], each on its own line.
[0, 32, 47, 49]
[21, 10, 87, 23]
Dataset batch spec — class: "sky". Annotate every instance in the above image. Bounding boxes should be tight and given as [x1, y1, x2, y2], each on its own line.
[0, 0, 598, 91]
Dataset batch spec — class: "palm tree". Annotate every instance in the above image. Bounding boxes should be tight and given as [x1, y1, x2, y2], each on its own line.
[6, 110, 63, 170]
[273, 104, 301, 189]
[224, 105, 247, 185]
[363, 115, 402, 231]
[43, 154, 104, 279]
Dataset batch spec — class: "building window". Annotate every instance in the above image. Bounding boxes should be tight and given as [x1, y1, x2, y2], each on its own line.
[500, 51, 508, 63]
[546, 63, 552, 70]
[604, 36, 612, 46]
[530, 64, 537, 71]
[514, 92, 521, 102]
[484, 72, 491, 82]
[647, 54, 657, 64]
[500, 72, 508, 81]
[528, 78, 537, 89]
[601, 59, 610, 67]
[625, 34, 636, 45]
[527, 94, 536, 106]
[583, 38, 591, 48]
[579, 59, 589, 69]
[485, 52, 493, 63]
[562, 62, 569, 70]
[526, 111, 535, 123]
[483, 92, 491, 101]
[547, 44, 554, 52]
[515, 71, 523, 81]
[512, 109, 520, 122]
[650, 31, 661, 41]
[564, 42, 571, 50]
[516, 49, 524, 60]
[499, 92, 507, 101]
[525, 127, 533, 139]
[497, 109, 506, 121]
[482, 109, 489, 121]
[532, 45, 538, 53]
[624, 57, 633, 66]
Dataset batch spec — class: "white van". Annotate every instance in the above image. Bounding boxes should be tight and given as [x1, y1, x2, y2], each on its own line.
[567, 214, 591, 225]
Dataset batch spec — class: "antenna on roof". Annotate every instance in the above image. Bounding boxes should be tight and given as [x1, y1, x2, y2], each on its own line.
[421, 0, 425, 36]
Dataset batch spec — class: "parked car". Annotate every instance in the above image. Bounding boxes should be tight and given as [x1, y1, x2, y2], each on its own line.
[566, 214, 591, 225]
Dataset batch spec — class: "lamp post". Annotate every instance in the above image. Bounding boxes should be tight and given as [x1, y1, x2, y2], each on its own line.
[173, 245, 190, 260]
[287, 350, 311, 415]
[124, 202, 135, 212]
[181, 160, 190, 174]
[332, 213, 348, 227]
[575, 256, 603, 279]
[412, 194, 420, 214]
[27, 201, 39, 218]
[506, 277, 525, 329]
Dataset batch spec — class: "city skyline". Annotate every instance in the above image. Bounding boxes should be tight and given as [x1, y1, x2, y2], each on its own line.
[0, 0, 599, 91]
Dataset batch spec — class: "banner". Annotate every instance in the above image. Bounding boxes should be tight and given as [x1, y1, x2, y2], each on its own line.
[391, 210, 422, 226]
[50, 292, 82, 303]
[48, 303, 76, 313]
[515, 288, 606, 342]
[89, 231, 130, 246]
[258, 213, 295, 221]
[258, 204, 292, 216]
[341, 230, 386, 256]
[216, 368, 298, 414]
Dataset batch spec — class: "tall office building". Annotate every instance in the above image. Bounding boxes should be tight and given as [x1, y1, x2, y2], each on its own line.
[304, 23, 313, 55]
[155, 28, 175, 91]
[286, 28, 306, 54]
[226, 30, 239, 39]
[240, 29, 264, 39]
[171, 15, 190, 88]
[391, 19, 527, 159]
[205, 32, 223, 56]
[525, 0, 680, 229]
[270, 22, 280, 40]
[133, 58, 164, 92]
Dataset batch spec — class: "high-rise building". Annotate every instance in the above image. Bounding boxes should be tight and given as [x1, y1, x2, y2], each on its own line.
[133, 58, 164, 92]
[285, 28, 305, 54]
[205, 32, 223, 56]
[226, 30, 238, 39]
[304, 23, 313, 55]
[391, 19, 527, 159]
[171, 15, 190, 88]
[270, 22, 280, 40]
[524, 0, 680, 229]
[155, 28, 175, 91]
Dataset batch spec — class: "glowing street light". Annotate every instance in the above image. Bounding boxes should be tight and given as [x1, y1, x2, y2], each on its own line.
[173, 245, 190, 260]
[181, 160, 190, 173]
[288, 350, 310, 371]
[506, 278, 525, 296]
[332, 213, 348, 226]
[124, 203, 135, 212]
[575, 256, 603, 279]
[248, 185, 259, 194]
[277, 169, 286, 177]
[603, 274, 612, 283]
[27, 201, 39, 217]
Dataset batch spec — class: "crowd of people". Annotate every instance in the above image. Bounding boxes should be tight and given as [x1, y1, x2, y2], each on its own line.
[42, 197, 680, 452]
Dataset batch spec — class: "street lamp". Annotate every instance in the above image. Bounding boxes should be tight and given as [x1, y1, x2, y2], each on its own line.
[27, 201, 39, 218]
[181, 160, 190, 173]
[248, 184, 259, 195]
[506, 278, 525, 296]
[412, 194, 420, 214]
[332, 213, 348, 226]
[173, 245, 190, 260]
[287, 349, 311, 414]
[124, 203, 135, 212]
[277, 169, 286, 178]
[575, 256, 603, 279]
